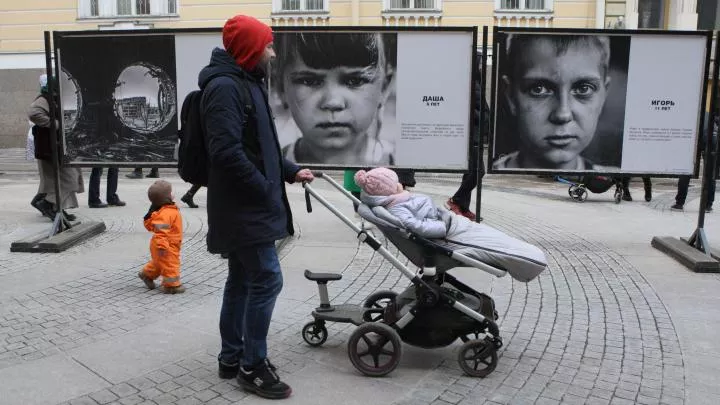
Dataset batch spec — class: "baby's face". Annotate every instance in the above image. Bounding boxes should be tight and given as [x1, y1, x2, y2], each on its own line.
[504, 40, 610, 169]
[282, 55, 387, 151]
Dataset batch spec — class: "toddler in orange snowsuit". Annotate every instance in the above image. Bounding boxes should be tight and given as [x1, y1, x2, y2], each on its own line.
[138, 180, 185, 294]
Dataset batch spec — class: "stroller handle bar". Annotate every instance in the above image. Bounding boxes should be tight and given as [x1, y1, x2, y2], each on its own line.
[302, 175, 420, 282]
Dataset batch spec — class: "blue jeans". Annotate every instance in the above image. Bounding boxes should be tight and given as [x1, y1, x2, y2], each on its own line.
[218, 243, 283, 368]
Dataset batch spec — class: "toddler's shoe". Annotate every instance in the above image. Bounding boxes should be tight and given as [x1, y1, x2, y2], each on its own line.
[161, 285, 186, 294]
[138, 271, 155, 290]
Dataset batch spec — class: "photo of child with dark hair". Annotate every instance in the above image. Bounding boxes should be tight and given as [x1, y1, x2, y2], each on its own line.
[492, 33, 630, 171]
[270, 32, 398, 166]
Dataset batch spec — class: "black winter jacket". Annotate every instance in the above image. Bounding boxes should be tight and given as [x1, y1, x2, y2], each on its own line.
[199, 48, 300, 253]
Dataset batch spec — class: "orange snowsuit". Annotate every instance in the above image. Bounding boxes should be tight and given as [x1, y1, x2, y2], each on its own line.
[142, 203, 183, 287]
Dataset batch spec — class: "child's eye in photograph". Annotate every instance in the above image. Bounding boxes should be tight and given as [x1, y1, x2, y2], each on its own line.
[290, 69, 376, 90]
[270, 32, 398, 166]
[493, 33, 631, 172]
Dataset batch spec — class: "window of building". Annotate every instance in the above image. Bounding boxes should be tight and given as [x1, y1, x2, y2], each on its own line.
[275, 0, 326, 12]
[496, 0, 552, 11]
[117, 0, 131, 15]
[638, 0, 666, 29]
[387, 0, 436, 9]
[136, 0, 151, 15]
[78, 0, 178, 18]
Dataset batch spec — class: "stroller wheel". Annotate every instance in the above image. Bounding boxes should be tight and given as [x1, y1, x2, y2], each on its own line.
[577, 188, 588, 202]
[568, 184, 579, 197]
[347, 322, 402, 377]
[614, 188, 623, 204]
[362, 290, 398, 322]
[302, 321, 328, 347]
[457, 337, 498, 378]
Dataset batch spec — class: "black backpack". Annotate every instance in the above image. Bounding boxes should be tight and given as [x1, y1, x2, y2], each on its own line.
[177, 75, 255, 187]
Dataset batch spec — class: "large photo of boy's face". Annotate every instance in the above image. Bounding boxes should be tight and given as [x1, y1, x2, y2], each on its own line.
[492, 33, 631, 172]
[269, 32, 398, 166]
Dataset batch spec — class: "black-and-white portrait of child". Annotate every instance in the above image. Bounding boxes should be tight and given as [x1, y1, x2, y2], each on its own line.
[269, 32, 398, 166]
[58, 34, 177, 164]
[492, 32, 631, 172]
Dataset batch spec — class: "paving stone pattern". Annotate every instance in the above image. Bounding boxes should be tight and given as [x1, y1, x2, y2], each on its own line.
[0, 180, 686, 405]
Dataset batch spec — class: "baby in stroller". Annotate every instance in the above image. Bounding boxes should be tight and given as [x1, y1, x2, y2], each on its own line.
[354, 167, 547, 281]
[354, 167, 451, 239]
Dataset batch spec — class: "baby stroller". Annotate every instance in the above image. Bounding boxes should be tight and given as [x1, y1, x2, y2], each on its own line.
[555, 175, 625, 203]
[300, 173, 547, 378]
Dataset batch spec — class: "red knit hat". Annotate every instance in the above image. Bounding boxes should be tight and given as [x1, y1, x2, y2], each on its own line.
[222, 15, 273, 71]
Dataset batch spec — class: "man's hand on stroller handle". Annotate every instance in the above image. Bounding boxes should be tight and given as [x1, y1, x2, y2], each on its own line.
[295, 168, 315, 183]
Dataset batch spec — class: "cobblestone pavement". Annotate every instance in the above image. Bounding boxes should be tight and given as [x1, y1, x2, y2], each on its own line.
[0, 150, 718, 405]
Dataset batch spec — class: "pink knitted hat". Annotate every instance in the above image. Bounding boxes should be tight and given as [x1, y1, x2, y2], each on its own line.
[354, 168, 400, 196]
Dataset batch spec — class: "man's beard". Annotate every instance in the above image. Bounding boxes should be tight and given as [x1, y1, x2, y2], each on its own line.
[256, 59, 271, 76]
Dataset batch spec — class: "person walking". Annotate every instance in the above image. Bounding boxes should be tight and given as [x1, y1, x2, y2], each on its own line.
[201, 14, 313, 399]
[446, 52, 489, 221]
[27, 74, 83, 221]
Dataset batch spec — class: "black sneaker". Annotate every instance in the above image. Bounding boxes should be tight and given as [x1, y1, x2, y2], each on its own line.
[671, 203, 684, 211]
[237, 360, 291, 399]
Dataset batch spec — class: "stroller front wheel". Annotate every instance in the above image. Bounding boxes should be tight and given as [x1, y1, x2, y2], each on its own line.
[568, 184, 579, 197]
[347, 322, 402, 377]
[302, 321, 328, 347]
[458, 337, 498, 378]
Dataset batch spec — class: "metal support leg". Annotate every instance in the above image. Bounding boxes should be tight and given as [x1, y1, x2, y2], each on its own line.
[316, 283, 334, 312]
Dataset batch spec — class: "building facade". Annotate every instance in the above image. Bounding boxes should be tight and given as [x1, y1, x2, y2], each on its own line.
[0, 0, 701, 146]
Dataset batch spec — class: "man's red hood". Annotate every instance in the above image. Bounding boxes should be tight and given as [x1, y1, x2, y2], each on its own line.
[222, 15, 273, 72]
